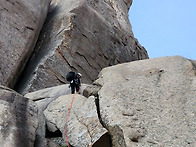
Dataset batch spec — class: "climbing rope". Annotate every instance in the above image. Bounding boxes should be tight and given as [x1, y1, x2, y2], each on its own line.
[64, 93, 76, 147]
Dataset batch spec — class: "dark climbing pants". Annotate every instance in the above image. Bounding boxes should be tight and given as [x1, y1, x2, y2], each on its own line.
[70, 83, 80, 94]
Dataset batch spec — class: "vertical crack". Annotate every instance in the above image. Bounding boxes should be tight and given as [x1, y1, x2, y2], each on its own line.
[94, 95, 112, 147]
[83, 84, 112, 146]
[94, 96, 104, 127]
[83, 84, 104, 127]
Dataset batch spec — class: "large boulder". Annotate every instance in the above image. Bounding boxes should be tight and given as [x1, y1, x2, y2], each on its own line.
[85, 56, 196, 146]
[25, 84, 88, 147]
[15, 0, 148, 94]
[44, 94, 110, 147]
[25, 84, 88, 111]
[0, 0, 50, 88]
[0, 85, 38, 147]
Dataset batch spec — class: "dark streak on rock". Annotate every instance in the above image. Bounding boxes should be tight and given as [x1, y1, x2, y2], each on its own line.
[6, 0, 15, 5]
[0, 91, 30, 146]
[82, 33, 88, 38]
[56, 46, 76, 70]
[25, 26, 34, 31]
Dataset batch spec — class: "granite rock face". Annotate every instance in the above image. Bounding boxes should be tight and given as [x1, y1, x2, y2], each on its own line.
[16, 0, 148, 94]
[24, 84, 88, 147]
[2, 0, 195, 147]
[0, 86, 38, 147]
[0, 0, 50, 88]
[0, 56, 195, 147]
[85, 56, 196, 147]
[44, 94, 110, 147]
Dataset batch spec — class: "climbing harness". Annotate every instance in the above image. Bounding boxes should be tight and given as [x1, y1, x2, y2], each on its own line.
[64, 93, 75, 147]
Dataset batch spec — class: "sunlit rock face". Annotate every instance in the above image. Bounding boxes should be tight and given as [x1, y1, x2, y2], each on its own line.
[15, 0, 148, 94]
[85, 56, 196, 147]
[44, 94, 110, 147]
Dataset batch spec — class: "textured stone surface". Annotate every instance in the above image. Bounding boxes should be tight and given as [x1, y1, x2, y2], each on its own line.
[16, 0, 148, 94]
[0, 86, 38, 147]
[25, 84, 88, 147]
[0, 0, 50, 88]
[44, 94, 109, 147]
[86, 56, 196, 147]
[25, 84, 88, 108]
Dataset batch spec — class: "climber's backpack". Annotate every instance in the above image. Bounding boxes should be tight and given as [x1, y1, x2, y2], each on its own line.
[66, 71, 75, 82]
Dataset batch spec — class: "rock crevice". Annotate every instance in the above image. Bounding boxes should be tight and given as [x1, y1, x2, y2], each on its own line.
[14, 0, 148, 94]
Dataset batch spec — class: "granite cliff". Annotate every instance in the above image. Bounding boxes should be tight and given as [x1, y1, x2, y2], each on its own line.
[1, 0, 195, 147]
[13, 0, 148, 94]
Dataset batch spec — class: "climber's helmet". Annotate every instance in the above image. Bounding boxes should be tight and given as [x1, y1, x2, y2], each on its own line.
[77, 73, 82, 78]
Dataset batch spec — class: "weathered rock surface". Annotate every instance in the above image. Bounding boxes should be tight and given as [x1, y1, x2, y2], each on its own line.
[86, 56, 196, 147]
[25, 84, 88, 147]
[16, 0, 148, 94]
[0, 85, 38, 147]
[44, 94, 110, 147]
[2, 1, 195, 147]
[25, 84, 88, 110]
[0, 0, 50, 88]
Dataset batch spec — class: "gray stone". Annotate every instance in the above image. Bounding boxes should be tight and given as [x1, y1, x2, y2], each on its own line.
[0, 86, 38, 147]
[46, 139, 60, 147]
[44, 94, 109, 147]
[83, 83, 101, 98]
[25, 84, 88, 110]
[87, 56, 196, 147]
[16, 0, 148, 94]
[25, 84, 88, 147]
[0, 0, 50, 88]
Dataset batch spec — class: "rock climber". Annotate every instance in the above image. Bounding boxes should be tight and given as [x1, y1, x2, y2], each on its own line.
[69, 73, 82, 94]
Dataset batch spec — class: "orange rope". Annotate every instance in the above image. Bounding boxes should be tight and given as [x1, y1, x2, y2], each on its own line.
[64, 93, 75, 147]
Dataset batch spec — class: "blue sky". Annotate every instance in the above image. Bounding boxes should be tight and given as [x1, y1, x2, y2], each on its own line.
[129, 0, 196, 60]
